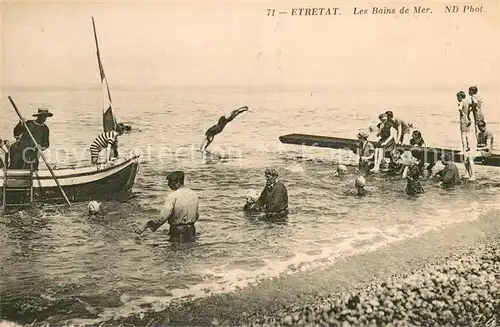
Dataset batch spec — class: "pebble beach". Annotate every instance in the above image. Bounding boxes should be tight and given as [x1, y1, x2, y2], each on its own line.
[247, 239, 500, 327]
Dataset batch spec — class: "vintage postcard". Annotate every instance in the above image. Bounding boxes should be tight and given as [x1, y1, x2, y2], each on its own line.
[1, 1, 499, 326]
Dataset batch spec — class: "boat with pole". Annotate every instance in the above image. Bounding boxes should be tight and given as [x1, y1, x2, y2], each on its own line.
[0, 17, 140, 207]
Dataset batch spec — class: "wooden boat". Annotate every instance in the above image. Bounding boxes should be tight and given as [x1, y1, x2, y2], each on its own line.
[279, 133, 500, 167]
[1, 18, 141, 207]
[1, 155, 140, 205]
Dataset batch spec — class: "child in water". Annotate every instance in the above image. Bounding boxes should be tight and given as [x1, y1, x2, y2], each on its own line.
[404, 162, 424, 195]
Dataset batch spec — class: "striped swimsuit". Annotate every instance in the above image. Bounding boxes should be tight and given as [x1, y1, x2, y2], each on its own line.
[90, 131, 118, 161]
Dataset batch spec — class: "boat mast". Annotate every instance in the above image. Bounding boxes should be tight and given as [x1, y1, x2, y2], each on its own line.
[92, 17, 117, 133]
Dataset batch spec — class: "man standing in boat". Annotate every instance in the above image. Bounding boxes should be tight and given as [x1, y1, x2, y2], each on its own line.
[385, 111, 410, 145]
[200, 106, 249, 152]
[89, 123, 126, 164]
[12, 108, 53, 170]
[464, 120, 494, 181]
[468, 86, 485, 138]
[135, 171, 199, 242]
[457, 91, 471, 152]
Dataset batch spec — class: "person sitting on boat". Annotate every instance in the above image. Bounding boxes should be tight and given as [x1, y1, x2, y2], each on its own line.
[463, 120, 494, 181]
[356, 132, 374, 172]
[253, 168, 288, 218]
[435, 154, 460, 188]
[200, 106, 249, 152]
[90, 123, 126, 164]
[409, 130, 426, 147]
[385, 111, 411, 145]
[135, 171, 199, 242]
[468, 85, 485, 137]
[456, 91, 471, 152]
[370, 113, 396, 173]
[12, 108, 53, 170]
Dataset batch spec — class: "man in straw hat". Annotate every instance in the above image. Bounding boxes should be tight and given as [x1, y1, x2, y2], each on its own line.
[12, 107, 53, 170]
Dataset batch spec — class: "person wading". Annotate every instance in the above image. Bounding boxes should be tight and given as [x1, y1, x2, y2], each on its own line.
[253, 168, 288, 218]
[89, 123, 126, 164]
[12, 108, 53, 170]
[135, 171, 199, 242]
[356, 132, 375, 172]
[200, 106, 249, 152]
[435, 154, 460, 188]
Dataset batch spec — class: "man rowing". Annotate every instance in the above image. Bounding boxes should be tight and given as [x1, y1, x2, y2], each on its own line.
[200, 106, 249, 152]
[370, 113, 396, 173]
[464, 120, 494, 181]
[12, 108, 53, 170]
[386, 111, 410, 145]
[90, 123, 126, 164]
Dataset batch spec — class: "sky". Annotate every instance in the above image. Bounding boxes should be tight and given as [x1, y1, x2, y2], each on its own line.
[1, 1, 499, 90]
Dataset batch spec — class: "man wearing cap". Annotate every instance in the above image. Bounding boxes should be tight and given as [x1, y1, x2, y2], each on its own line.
[253, 168, 288, 218]
[12, 107, 53, 170]
[356, 132, 374, 172]
[135, 171, 199, 242]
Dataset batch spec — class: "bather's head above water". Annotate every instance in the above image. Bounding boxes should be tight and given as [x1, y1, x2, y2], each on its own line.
[337, 164, 348, 175]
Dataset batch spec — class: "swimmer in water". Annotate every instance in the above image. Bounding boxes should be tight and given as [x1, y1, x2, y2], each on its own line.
[355, 176, 367, 196]
[200, 106, 249, 151]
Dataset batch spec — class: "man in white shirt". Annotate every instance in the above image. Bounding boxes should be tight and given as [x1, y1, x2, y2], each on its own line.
[135, 171, 199, 242]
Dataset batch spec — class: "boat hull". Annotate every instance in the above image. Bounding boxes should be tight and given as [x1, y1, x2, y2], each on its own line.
[1, 155, 140, 205]
[279, 133, 500, 167]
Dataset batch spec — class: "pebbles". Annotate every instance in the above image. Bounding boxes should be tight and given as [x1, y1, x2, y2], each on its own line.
[246, 240, 500, 326]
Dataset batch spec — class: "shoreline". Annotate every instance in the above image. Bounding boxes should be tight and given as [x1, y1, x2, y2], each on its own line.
[92, 209, 500, 327]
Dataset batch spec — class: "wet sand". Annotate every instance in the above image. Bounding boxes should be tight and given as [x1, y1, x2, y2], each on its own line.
[99, 209, 500, 327]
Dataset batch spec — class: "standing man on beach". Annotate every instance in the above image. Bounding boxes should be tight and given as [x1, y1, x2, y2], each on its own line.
[12, 108, 53, 170]
[135, 171, 199, 242]
[200, 106, 249, 152]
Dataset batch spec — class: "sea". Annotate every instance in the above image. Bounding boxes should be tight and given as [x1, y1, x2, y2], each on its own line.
[1, 85, 499, 325]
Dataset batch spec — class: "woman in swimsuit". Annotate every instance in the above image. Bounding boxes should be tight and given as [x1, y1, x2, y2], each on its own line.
[200, 106, 249, 151]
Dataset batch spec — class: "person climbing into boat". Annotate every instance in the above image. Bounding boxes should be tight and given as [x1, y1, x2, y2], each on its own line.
[200, 106, 249, 152]
[89, 123, 126, 164]
[356, 132, 375, 172]
[135, 171, 199, 242]
[468, 85, 485, 137]
[385, 111, 411, 145]
[12, 107, 53, 170]
[435, 154, 460, 188]
[463, 120, 494, 181]
[456, 90, 471, 152]
[370, 113, 395, 173]
[408, 130, 435, 177]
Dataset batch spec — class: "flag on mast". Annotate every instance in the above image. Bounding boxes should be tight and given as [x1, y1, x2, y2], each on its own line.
[92, 17, 117, 133]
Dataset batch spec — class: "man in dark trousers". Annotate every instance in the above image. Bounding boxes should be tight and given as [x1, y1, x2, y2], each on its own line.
[12, 108, 53, 170]
[135, 171, 200, 242]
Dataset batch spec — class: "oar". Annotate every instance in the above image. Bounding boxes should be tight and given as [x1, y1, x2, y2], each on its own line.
[8, 96, 72, 207]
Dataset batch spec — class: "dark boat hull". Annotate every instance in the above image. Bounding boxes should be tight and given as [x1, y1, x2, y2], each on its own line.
[279, 133, 500, 167]
[1, 155, 140, 205]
